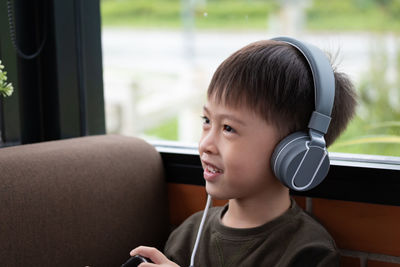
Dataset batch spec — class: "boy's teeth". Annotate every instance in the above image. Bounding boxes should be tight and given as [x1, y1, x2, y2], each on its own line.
[207, 165, 221, 173]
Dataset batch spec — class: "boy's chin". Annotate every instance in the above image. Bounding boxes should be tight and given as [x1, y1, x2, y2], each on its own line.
[205, 184, 230, 200]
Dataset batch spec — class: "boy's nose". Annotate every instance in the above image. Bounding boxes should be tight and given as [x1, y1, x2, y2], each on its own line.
[199, 130, 218, 155]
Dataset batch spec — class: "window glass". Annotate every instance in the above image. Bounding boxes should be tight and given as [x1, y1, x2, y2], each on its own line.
[101, 0, 400, 157]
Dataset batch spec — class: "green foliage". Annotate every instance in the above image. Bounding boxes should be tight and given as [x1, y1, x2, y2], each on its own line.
[195, 1, 278, 29]
[100, 0, 278, 29]
[330, 117, 400, 156]
[101, 0, 400, 32]
[101, 0, 182, 28]
[0, 60, 14, 97]
[307, 0, 400, 32]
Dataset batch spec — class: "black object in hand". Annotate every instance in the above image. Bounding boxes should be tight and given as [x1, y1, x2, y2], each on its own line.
[121, 255, 153, 267]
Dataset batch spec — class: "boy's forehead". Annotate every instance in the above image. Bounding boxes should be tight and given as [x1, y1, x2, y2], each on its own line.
[208, 89, 244, 107]
[206, 94, 253, 112]
[204, 97, 261, 121]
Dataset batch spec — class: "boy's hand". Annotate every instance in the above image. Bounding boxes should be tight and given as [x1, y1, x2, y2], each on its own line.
[130, 246, 180, 267]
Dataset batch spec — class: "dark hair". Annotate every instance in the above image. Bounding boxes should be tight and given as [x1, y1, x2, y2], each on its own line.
[207, 40, 357, 146]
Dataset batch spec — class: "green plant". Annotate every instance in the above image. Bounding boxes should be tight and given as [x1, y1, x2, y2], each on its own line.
[0, 60, 14, 97]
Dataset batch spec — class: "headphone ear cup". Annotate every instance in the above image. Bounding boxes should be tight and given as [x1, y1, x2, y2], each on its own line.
[271, 132, 330, 191]
[271, 132, 309, 188]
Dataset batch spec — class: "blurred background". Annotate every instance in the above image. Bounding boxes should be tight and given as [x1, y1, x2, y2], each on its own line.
[100, 0, 400, 157]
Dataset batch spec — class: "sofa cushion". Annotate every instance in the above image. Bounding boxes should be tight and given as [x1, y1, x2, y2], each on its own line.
[0, 135, 169, 267]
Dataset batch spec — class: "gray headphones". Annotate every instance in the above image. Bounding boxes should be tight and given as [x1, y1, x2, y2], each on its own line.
[270, 37, 335, 191]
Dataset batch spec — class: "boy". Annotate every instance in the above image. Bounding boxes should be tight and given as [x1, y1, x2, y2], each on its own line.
[130, 38, 357, 266]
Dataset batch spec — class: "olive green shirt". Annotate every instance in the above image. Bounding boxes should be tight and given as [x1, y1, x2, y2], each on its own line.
[164, 200, 339, 267]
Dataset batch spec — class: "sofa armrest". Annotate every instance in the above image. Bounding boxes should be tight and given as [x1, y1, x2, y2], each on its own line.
[0, 135, 169, 267]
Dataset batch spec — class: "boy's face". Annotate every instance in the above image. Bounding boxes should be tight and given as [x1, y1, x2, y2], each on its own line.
[199, 96, 283, 200]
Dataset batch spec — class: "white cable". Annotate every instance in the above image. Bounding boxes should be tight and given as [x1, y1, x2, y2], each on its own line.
[189, 194, 212, 267]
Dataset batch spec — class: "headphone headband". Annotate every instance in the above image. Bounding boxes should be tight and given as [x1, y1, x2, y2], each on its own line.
[272, 37, 335, 134]
[271, 37, 335, 191]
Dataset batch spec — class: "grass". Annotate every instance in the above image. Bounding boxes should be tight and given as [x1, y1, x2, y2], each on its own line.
[101, 0, 400, 32]
[144, 117, 179, 141]
[101, 0, 182, 28]
[101, 0, 276, 30]
[330, 117, 400, 157]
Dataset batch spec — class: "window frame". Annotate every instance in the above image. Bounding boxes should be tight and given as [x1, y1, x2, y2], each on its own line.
[154, 141, 400, 206]
[0, 0, 105, 147]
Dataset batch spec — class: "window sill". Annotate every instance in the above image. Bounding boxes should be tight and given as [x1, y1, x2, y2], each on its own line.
[151, 140, 400, 206]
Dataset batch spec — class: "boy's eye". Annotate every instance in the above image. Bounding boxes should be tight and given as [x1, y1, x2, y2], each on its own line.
[201, 116, 210, 124]
[223, 124, 235, 133]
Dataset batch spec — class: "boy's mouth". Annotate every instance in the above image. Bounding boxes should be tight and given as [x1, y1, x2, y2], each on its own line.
[202, 160, 224, 182]
[205, 164, 223, 174]
[201, 159, 223, 173]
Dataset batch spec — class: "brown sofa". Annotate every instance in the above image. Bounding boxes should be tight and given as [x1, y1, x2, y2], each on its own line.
[0, 135, 170, 267]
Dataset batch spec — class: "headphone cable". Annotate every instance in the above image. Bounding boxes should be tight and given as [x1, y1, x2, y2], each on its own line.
[7, 0, 47, 60]
[189, 194, 212, 267]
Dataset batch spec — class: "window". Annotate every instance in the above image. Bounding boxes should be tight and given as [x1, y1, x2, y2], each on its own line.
[101, 0, 400, 158]
[0, 0, 105, 146]
[0, 0, 397, 204]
